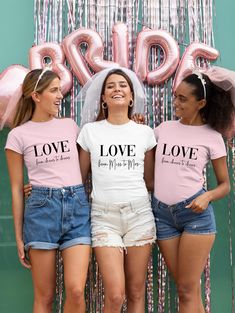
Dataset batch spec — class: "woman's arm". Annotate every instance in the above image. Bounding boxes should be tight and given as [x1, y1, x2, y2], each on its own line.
[77, 144, 91, 183]
[144, 147, 155, 192]
[186, 156, 230, 212]
[208, 156, 231, 199]
[5, 149, 31, 269]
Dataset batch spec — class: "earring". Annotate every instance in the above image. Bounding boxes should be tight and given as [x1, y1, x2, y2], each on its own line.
[102, 102, 108, 109]
[129, 100, 134, 107]
[102, 102, 108, 118]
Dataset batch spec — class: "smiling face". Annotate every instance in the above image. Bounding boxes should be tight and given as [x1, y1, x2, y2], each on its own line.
[174, 81, 206, 124]
[102, 73, 133, 111]
[33, 77, 63, 118]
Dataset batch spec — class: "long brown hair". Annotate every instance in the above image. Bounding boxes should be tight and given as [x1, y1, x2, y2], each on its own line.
[96, 69, 134, 121]
[12, 69, 59, 128]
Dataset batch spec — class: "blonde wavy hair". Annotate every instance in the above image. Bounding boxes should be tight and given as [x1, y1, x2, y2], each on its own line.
[12, 69, 59, 128]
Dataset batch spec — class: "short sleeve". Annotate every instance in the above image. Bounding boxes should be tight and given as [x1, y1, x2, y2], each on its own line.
[154, 123, 162, 142]
[70, 119, 80, 137]
[76, 124, 90, 152]
[209, 133, 227, 159]
[5, 129, 23, 154]
[145, 126, 157, 151]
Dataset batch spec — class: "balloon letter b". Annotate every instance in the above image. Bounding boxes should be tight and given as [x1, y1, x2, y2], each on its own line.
[63, 28, 118, 86]
[29, 42, 73, 95]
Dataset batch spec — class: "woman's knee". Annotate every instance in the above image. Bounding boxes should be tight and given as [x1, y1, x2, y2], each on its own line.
[34, 290, 55, 307]
[66, 285, 85, 303]
[106, 291, 125, 308]
[126, 285, 145, 302]
[177, 280, 198, 303]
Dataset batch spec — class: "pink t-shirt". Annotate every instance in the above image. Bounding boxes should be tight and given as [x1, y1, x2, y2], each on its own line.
[154, 120, 227, 205]
[5, 118, 82, 188]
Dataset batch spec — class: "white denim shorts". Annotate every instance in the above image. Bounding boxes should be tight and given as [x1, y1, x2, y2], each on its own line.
[91, 197, 156, 248]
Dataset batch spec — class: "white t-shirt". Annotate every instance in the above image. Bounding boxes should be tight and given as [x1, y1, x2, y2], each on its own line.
[5, 118, 83, 187]
[154, 120, 227, 205]
[77, 120, 156, 202]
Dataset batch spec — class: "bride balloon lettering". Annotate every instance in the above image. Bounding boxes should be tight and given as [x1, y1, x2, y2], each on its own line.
[0, 22, 219, 126]
[30, 23, 219, 88]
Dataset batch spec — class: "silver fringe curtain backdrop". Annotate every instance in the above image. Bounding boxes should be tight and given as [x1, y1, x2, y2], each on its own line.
[33, 1, 235, 312]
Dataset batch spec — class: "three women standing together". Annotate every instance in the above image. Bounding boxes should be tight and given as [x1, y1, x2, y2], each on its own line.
[5, 65, 234, 313]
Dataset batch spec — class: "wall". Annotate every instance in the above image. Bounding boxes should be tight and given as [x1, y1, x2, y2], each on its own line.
[0, 1, 34, 312]
[210, 2, 235, 312]
[0, 1, 234, 312]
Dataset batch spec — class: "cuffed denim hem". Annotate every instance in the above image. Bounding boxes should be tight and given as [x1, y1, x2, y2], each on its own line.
[25, 241, 58, 251]
[60, 237, 91, 250]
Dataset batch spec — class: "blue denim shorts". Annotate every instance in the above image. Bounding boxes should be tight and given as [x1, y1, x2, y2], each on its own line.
[23, 184, 91, 251]
[152, 189, 216, 240]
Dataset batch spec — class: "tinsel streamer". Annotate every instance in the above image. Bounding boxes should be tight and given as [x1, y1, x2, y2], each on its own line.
[187, 0, 198, 42]
[55, 250, 64, 313]
[34, 0, 38, 42]
[58, 0, 63, 42]
[157, 249, 167, 313]
[166, 275, 170, 313]
[204, 256, 211, 313]
[178, 0, 187, 46]
[66, 0, 75, 119]
[147, 253, 154, 313]
[47, 0, 52, 42]
[66, 0, 75, 31]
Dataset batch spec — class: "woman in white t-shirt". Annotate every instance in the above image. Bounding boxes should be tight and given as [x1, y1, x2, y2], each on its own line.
[77, 67, 156, 313]
[152, 70, 235, 313]
[4, 69, 91, 313]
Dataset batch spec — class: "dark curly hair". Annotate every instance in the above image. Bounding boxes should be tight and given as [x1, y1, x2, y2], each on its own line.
[182, 73, 235, 135]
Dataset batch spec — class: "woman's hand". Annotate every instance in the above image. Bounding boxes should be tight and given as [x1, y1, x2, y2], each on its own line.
[23, 183, 32, 198]
[131, 113, 145, 124]
[187, 156, 231, 213]
[185, 192, 212, 213]
[16, 239, 31, 269]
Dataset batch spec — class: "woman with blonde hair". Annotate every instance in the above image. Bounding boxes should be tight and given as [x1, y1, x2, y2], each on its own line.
[5, 68, 91, 313]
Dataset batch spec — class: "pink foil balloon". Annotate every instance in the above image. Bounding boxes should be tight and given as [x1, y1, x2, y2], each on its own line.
[173, 42, 219, 91]
[112, 22, 129, 68]
[0, 65, 29, 128]
[62, 28, 118, 86]
[29, 42, 73, 95]
[135, 28, 180, 85]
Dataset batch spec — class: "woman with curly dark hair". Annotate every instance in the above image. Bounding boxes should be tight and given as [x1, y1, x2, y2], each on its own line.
[152, 69, 235, 313]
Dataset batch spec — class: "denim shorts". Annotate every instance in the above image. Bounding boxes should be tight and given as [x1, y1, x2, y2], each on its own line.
[91, 197, 156, 248]
[23, 184, 91, 251]
[152, 189, 216, 240]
